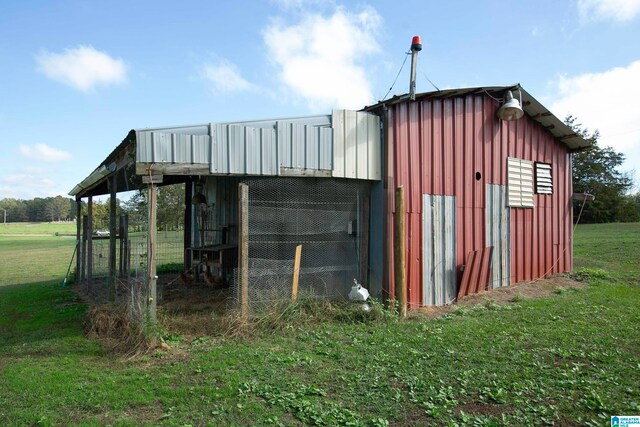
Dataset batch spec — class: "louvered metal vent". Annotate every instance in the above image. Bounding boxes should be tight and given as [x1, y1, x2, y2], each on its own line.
[507, 157, 534, 208]
[535, 162, 553, 194]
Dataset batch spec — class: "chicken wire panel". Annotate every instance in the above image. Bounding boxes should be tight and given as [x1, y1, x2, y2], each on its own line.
[234, 177, 369, 307]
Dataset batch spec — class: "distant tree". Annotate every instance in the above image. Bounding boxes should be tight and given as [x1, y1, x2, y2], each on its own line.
[157, 184, 185, 231]
[617, 193, 640, 222]
[120, 183, 185, 231]
[44, 196, 71, 221]
[567, 116, 635, 223]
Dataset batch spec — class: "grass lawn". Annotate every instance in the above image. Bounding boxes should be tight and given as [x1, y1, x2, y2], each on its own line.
[0, 223, 639, 426]
[0, 236, 76, 286]
[0, 221, 77, 236]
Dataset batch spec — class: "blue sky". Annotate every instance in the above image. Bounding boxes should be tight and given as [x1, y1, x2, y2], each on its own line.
[1, 0, 639, 200]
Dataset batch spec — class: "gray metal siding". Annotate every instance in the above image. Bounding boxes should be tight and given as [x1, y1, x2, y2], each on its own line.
[422, 194, 457, 306]
[136, 110, 380, 180]
[486, 184, 511, 288]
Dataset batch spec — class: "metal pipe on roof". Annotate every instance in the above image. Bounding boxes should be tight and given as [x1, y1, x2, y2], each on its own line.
[409, 36, 422, 101]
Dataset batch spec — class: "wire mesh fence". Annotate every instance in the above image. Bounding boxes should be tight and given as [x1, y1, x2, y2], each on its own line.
[230, 177, 370, 310]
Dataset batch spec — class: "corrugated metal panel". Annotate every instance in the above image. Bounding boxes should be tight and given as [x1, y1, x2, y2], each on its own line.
[457, 247, 493, 299]
[383, 93, 573, 307]
[332, 110, 381, 180]
[422, 194, 457, 306]
[535, 162, 552, 194]
[135, 111, 379, 180]
[486, 184, 510, 288]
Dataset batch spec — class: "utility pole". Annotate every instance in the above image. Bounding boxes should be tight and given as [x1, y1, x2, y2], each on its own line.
[3, 209, 6, 224]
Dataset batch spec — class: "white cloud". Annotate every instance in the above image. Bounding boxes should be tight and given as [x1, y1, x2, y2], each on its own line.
[201, 59, 253, 93]
[577, 0, 640, 22]
[550, 60, 640, 167]
[36, 45, 127, 91]
[263, 6, 382, 111]
[19, 143, 72, 162]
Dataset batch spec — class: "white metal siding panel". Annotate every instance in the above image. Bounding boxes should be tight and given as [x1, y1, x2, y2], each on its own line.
[305, 125, 319, 170]
[319, 127, 333, 170]
[246, 127, 261, 175]
[261, 128, 277, 175]
[175, 134, 191, 163]
[344, 110, 357, 178]
[356, 112, 368, 179]
[291, 124, 305, 169]
[277, 121, 291, 171]
[486, 184, 511, 288]
[228, 125, 245, 174]
[332, 110, 345, 177]
[368, 116, 381, 180]
[136, 111, 379, 180]
[423, 194, 457, 306]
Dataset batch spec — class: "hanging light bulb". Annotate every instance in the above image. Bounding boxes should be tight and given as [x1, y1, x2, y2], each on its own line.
[496, 90, 524, 121]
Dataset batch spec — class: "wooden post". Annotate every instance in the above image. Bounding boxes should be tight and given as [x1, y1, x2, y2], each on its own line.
[360, 195, 370, 288]
[119, 215, 125, 277]
[148, 183, 157, 320]
[394, 186, 407, 318]
[123, 214, 129, 278]
[184, 179, 193, 269]
[238, 182, 249, 319]
[87, 196, 93, 284]
[75, 198, 82, 282]
[81, 214, 88, 286]
[292, 245, 302, 301]
[108, 176, 117, 301]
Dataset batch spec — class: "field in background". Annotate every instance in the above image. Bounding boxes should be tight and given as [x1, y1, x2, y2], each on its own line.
[0, 221, 77, 235]
[0, 224, 183, 286]
[0, 223, 638, 425]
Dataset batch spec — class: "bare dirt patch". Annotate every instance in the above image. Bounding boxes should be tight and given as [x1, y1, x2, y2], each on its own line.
[412, 274, 584, 319]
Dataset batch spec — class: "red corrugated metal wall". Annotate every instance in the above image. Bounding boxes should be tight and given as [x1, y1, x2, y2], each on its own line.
[384, 95, 573, 307]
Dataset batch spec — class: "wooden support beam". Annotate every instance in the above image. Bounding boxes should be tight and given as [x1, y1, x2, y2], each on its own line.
[148, 183, 157, 320]
[108, 175, 117, 301]
[81, 214, 88, 286]
[360, 195, 370, 288]
[136, 162, 210, 176]
[76, 198, 82, 282]
[292, 245, 302, 302]
[87, 196, 93, 284]
[394, 186, 407, 318]
[238, 182, 249, 319]
[184, 179, 193, 269]
[119, 215, 125, 277]
[124, 214, 131, 278]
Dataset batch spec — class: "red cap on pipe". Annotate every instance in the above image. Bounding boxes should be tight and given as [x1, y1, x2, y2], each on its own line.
[411, 35, 422, 52]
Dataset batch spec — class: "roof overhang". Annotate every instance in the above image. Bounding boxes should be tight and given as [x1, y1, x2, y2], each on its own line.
[364, 85, 591, 152]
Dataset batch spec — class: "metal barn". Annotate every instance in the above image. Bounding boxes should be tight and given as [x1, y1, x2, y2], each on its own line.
[365, 86, 590, 307]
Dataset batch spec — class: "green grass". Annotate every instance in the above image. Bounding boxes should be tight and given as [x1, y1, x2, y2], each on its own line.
[0, 236, 76, 286]
[0, 223, 639, 426]
[0, 221, 77, 235]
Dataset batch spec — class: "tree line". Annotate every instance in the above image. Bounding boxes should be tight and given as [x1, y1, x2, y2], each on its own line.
[0, 184, 185, 230]
[567, 117, 640, 223]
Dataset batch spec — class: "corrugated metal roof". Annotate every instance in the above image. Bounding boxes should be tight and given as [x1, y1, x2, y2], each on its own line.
[70, 111, 381, 197]
[365, 85, 591, 152]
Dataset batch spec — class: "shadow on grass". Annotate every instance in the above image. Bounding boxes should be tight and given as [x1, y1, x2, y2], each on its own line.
[0, 281, 102, 358]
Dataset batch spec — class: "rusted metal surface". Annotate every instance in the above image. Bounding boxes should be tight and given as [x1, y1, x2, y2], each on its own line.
[457, 247, 493, 299]
[382, 92, 573, 306]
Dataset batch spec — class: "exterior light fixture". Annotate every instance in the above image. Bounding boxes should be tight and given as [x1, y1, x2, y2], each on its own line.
[496, 90, 524, 121]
